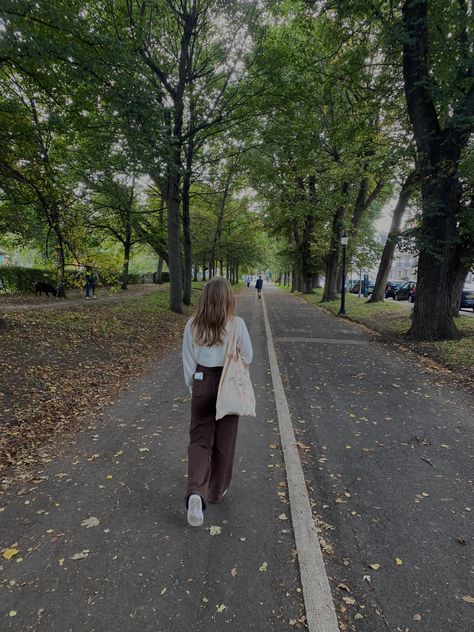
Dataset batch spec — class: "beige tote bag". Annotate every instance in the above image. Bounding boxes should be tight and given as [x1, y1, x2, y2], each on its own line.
[215, 317, 256, 420]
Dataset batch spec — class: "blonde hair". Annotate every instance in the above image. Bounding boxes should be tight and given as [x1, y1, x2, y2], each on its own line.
[192, 277, 235, 347]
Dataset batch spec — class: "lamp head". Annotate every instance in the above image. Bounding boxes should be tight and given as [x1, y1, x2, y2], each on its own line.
[340, 233, 349, 246]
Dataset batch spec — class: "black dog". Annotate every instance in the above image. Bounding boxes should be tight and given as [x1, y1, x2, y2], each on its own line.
[35, 281, 57, 297]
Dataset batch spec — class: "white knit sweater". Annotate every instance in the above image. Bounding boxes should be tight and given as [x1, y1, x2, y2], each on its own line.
[182, 316, 253, 393]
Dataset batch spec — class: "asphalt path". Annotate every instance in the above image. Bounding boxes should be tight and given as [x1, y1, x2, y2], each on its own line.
[265, 285, 473, 632]
[2, 284, 473, 632]
[0, 290, 305, 631]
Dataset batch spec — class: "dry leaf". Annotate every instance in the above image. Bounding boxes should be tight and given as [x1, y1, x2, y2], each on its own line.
[231, 567, 237, 577]
[462, 595, 474, 604]
[160, 588, 167, 595]
[70, 550, 90, 560]
[414, 613, 422, 620]
[81, 516, 100, 528]
[259, 562, 268, 572]
[368, 563, 380, 570]
[395, 558, 403, 566]
[216, 604, 226, 613]
[2, 547, 19, 560]
[278, 513, 288, 520]
[342, 596, 356, 606]
[9, 611, 17, 617]
[209, 525, 222, 536]
[138, 447, 149, 452]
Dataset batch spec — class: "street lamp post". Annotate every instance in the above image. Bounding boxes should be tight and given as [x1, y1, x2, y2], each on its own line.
[339, 233, 349, 316]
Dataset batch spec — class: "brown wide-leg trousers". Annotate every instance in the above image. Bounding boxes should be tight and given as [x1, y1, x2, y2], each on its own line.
[186, 365, 239, 510]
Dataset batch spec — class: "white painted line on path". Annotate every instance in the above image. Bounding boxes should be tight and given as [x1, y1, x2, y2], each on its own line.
[262, 294, 340, 632]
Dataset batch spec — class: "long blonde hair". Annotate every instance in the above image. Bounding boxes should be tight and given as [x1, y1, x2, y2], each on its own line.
[192, 277, 235, 347]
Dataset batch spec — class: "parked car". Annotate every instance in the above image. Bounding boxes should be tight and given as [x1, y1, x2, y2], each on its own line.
[460, 285, 474, 311]
[385, 281, 403, 299]
[350, 281, 375, 295]
[394, 281, 416, 302]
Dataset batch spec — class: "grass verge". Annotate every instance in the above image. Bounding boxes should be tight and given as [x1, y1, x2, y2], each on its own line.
[0, 285, 201, 487]
[282, 286, 474, 382]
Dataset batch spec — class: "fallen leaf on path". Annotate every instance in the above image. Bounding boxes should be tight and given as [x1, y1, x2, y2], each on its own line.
[259, 562, 268, 572]
[363, 575, 372, 583]
[216, 604, 226, 613]
[278, 513, 288, 520]
[414, 614, 422, 620]
[231, 567, 237, 577]
[9, 611, 17, 617]
[160, 588, 167, 595]
[336, 582, 350, 592]
[208, 525, 222, 536]
[70, 550, 90, 560]
[368, 563, 380, 570]
[138, 447, 149, 452]
[462, 595, 474, 604]
[2, 547, 19, 560]
[81, 517, 100, 528]
[395, 558, 403, 566]
[342, 596, 356, 606]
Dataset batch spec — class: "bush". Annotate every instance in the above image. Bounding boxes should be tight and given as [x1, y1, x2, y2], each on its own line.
[0, 266, 55, 294]
[0, 266, 157, 294]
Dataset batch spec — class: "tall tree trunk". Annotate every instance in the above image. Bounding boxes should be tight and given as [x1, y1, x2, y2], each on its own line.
[235, 263, 239, 285]
[322, 183, 348, 301]
[450, 269, 469, 317]
[182, 151, 193, 306]
[402, 0, 473, 340]
[369, 170, 417, 303]
[51, 207, 67, 299]
[121, 238, 131, 290]
[193, 260, 198, 283]
[167, 168, 183, 312]
[301, 176, 316, 293]
[202, 259, 206, 282]
[156, 256, 164, 284]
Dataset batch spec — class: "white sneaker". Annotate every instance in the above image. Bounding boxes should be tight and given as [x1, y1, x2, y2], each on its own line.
[187, 494, 203, 527]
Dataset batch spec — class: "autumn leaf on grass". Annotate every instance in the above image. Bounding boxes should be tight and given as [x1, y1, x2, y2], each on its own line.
[259, 562, 268, 572]
[81, 517, 100, 528]
[70, 550, 90, 560]
[208, 525, 222, 536]
[2, 547, 19, 560]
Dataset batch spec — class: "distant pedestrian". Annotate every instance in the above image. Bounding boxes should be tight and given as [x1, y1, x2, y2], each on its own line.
[85, 269, 97, 299]
[255, 275, 263, 299]
[246, 275, 251, 288]
[182, 277, 253, 527]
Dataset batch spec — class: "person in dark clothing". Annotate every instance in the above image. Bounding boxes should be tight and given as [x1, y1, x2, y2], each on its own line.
[255, 275, 263, 298]
[85, 270, 97, 299]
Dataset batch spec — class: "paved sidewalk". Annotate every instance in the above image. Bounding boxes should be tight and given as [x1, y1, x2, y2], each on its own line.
[265, 285, 473, 632]
[0, 290, 305, 631]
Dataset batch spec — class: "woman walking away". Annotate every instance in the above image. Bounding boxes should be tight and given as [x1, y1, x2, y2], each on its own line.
[255, 275, 263, 299]
[182, 277, 253, 527]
